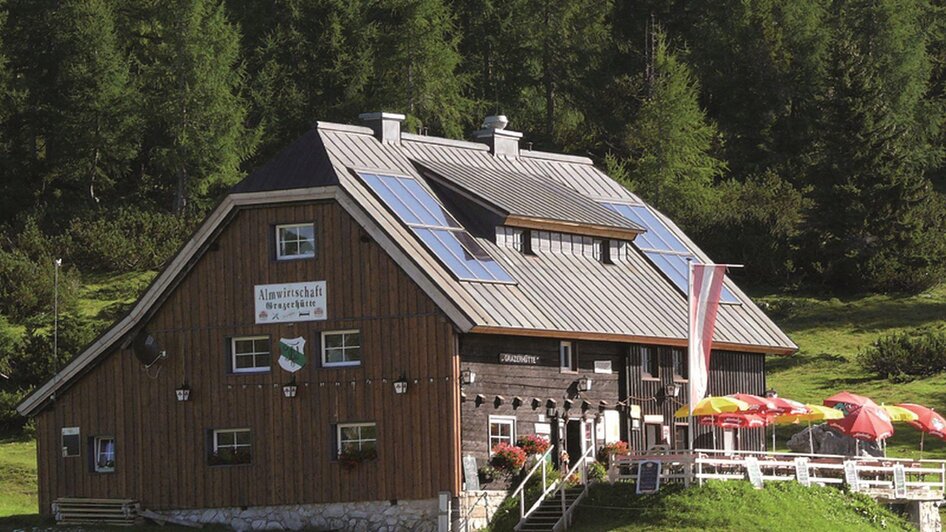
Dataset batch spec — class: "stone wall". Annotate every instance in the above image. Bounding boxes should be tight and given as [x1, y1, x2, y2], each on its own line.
[159, 498, 439, 531]
[905, 500, 942, 532]
[457, 490, 508, 531]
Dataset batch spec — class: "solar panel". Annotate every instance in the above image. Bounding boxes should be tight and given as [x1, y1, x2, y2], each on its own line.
[602, 202, 738, 303]
[358, 172, 515, 283]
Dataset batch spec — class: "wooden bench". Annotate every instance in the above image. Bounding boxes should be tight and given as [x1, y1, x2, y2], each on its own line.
[53, 497, 142, 527]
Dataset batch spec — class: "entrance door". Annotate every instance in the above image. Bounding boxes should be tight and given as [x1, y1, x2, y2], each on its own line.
[566, 419, 583, 458]
[644, 423, 661, 450]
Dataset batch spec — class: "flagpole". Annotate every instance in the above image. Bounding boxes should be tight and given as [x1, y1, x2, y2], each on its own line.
[687, 258, 694, 454]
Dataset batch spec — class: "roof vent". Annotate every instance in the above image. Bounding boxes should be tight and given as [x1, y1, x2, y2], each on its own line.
[482, 115, 509, 130]
[473, 115, 521, 158]
[359, 112, 405, 144]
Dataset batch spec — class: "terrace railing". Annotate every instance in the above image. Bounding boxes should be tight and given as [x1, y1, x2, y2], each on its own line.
[609, 448, 946, 501]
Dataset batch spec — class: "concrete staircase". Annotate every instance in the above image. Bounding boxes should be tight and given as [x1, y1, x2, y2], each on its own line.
[516, 487, 586, 532]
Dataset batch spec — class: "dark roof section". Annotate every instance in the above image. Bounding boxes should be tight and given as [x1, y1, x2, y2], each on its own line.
[413, 158, 644, 235]
[231, 128, 337, 193]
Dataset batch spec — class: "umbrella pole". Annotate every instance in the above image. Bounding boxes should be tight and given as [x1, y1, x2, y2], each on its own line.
[921, 432, 925, 459]
[772, 425, 776, 453]
[808, 420, 814, 454]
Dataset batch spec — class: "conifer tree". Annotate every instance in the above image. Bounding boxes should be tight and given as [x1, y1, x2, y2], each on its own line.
[622, 32, 726, 230]
[809, 0, 946, 291]
[135, 0, 258, 214]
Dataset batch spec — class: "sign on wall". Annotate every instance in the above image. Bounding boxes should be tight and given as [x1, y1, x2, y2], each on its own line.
[498, 353, 540, 365]
[278, 337, 307, 372]
[254, 281, 326, 324]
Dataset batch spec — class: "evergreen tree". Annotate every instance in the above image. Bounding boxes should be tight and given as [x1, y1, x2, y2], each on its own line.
[808, 0, 946, 291]
[621, 32, 726, 230]
[367, 0, 471, 137]
[134, 0, 258, 214]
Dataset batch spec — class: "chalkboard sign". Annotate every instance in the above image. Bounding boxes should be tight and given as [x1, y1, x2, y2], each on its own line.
[745, 456, 763, 489]
[843, 461, 860, 492]
[636, 460, 662, 494]
[893, 463, 907, 498]
[794, 457, 811, 487]
[463, 455, 480, 491]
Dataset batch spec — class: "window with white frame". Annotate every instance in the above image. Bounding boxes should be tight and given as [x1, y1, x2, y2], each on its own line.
[231, 336, 271, 373]
[61, 427, 80, 458]
[210, 428, 252, 465]
[276, 223, 316, 260]
[488, 416, 516, 452]
[322, 330, 361, 367]
[93, 436, 115, 473]
[560, 341, 576, 372]
[337, 423, 377, 454]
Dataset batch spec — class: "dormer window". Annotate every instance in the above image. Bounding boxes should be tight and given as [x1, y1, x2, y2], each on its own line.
[595, 239, 612, 264]
[521, 229, 534, 255]
[276, 223, 316, 260]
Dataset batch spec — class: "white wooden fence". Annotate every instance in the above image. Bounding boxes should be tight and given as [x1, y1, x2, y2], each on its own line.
[609, 449, 946, 501]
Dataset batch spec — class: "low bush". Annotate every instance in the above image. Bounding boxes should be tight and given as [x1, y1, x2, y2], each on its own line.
[858, 330, 946, 380]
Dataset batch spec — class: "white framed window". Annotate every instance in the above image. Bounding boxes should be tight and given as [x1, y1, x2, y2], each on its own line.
[322, 330, 361, 367]
[276, 223, 316, 260]
[671, 348, 687, 381]
[210, 428, 252, 465]
[337, 423, 377, 454]
[488, 416, 516, 452]
[94, 436, 115, 473]
[61, 427, 80, 458]
[560, 341, 576, 372]
[231, 336, 271, 373]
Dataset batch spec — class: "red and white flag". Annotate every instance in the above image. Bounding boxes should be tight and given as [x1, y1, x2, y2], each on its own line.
[688, 263, 728, 414]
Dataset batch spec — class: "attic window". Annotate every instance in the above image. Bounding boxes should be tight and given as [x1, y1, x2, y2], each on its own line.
[595, 239, 612, 264]
[521, 229, 534, 255]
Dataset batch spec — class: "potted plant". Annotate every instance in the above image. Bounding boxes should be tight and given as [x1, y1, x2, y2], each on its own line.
[490, 442, 527, 477]
[516, 434, 551, 457]
[478, 464, 497, 484]
[596, 440, 629, 464]
[208, 448, 252, 466]
[338, 447, 378, 470]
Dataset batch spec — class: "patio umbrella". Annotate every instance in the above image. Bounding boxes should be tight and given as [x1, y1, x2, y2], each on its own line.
[774, 404, 844, 453]
[763, 397, 808, 451]
[824, 391, 877, 415]
[896, 403, 946, 458]
[674, 396, 750, 418]
[881, 404, 919, 423]
[727, 394, 777, 413]
[698, 413, 767, 450]
[828, 406, 894, 447]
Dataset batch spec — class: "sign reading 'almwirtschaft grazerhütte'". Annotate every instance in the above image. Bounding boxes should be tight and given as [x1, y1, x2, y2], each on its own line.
[254, 281, 326, 324]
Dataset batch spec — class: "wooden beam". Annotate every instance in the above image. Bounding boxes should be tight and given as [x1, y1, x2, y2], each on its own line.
[503, 215, 642, 241]
[468, 325, 797, 356]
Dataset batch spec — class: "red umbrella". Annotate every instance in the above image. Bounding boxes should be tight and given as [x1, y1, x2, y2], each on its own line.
[897, 403, 946, 457]
[728, 394, 776, 413]
[898, 403, 946, 438]
[824, 391, 877, 415]
[828, 406, 893, 442]
[767, 397, 808, 415]
[700, 413, 768, 429]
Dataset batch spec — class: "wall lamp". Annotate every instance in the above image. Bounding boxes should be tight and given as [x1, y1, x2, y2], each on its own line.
[394, 376, 409, 395]
[460, 368, 476, 385]
[577, 376, 592, 392]
[175, 384, 191, 402]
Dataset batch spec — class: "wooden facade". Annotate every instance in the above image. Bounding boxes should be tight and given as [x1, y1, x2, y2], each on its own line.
[34, 200, 461, 515]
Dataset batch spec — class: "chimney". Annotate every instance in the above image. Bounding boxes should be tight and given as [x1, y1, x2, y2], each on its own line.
[473, 114, 522, 158]
[359, 112, 405, 144]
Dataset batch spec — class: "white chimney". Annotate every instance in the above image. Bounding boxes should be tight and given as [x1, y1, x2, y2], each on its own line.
[359, 112, 405, 144]
[473, 115, 521, 158]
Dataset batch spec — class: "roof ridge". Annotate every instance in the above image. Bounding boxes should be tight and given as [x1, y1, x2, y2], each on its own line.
[315, 121, 374, 135]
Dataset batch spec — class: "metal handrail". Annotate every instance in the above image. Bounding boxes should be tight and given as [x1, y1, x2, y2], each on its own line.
[511, 445, 557, 525]
[555, 445, 596, 531]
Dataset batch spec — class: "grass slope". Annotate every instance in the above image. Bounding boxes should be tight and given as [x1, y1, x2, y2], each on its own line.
[0, 438, 37, 517]
[571, 481, 912, 531]
[757, 285, 946, 458]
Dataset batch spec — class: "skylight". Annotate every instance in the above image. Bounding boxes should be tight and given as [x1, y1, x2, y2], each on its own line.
[601, 202, 738, 304]
[358, 172, 515, 283]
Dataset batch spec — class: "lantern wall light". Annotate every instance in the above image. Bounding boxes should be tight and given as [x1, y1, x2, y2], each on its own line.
[282, 382, 298, 398]
[460, 369, 476, 385]
[394, 376, 409, 395]
[175, 385, 191, 402]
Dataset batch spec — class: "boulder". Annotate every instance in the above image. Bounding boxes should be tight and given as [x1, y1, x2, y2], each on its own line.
[786, 423, 882, 456]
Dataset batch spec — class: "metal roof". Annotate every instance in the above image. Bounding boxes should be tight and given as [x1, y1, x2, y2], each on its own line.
[412, 158, 642, 233]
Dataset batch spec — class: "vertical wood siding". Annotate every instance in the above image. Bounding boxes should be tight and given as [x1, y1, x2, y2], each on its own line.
[34, 201, 459, 515]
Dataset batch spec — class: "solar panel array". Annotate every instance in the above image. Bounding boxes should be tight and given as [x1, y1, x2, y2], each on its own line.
[602, 202, 738, 303]
[358, 172, 515, 283]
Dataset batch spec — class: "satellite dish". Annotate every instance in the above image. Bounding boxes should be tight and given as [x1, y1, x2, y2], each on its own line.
[132, 333, 165, 367]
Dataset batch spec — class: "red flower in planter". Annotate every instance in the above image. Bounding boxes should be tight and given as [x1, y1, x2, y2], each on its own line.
[516, 434, 551, 456]
[490, 443, 527, 475]
[596, 441, 629, 463]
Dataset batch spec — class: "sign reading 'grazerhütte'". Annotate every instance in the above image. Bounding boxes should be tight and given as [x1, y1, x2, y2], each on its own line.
[254, 281, 326, 324]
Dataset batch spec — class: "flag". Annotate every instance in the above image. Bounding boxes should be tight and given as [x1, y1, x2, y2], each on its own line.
[278, 337, 307, 373]
[688, 263, 728, 414]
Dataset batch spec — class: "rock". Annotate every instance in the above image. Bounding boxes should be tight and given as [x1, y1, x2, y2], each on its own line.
[786, 423, 882, 456]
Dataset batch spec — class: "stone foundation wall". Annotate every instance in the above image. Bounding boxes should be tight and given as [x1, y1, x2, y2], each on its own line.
[457, 490, 508, 531]
[905, 500, 942, 532]
[159, 498, 439, 531]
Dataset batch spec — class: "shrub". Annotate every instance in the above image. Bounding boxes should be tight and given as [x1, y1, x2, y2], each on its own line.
[516, 434, 550, 456]
[597, 440, 629, 463]
[478, 464, 497, 484]
[490, 443, 527, 475]
[858, 330, 946, 380]
[64, 207, 201, 272]
[587, 460, 607, 481]
[0, 221, 80, 320]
